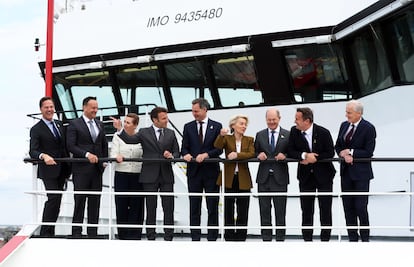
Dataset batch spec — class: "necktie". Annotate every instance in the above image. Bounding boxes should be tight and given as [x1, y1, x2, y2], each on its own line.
[198, 121, 204, 144]
[158, 128, 164, 143]
[270, 130, 275, 152]
[88, 120, 97, 142]
[302, 132, 311, 151]
[345, 124, 355, 146]
[51, 121, 60, 139]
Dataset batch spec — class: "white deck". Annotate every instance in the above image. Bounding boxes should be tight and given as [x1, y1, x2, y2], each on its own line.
[2, 237, 414, 267]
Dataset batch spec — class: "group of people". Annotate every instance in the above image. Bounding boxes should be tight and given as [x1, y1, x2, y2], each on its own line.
[30, 96, 376, 242]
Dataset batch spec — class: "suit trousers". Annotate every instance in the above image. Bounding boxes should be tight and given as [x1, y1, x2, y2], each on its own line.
[224, 174, 250, 241]
[299, 173, 333, 241]
[72, 169, 102, 237]
[258, 173, 287, 241]
[143, 181, 174, 240]
[341, 172, 370, 242]
[188, 172, 219, 241]
[40, 175, 66, 236]
[114, 172, 144, 240]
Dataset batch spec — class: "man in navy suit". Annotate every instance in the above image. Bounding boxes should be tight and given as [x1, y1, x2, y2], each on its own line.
[287, 107, 336, 241]
[29, 96, 71, 237]
[335, 100, 376, 242]
[181, 98, 223, 241]
[67, 96, 108, 238]
[136, 107, 180, 241]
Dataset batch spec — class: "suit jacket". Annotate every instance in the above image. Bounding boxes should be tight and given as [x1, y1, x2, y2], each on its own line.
[255, 127, 290, 185]
[29, 119, 71, 179]
[67, 117, 108, 174]
[181, 119, 222, 179]
[287, 124, 336, 184]
[214, 135, 255, 190]
[334, 118, 376, 181]
[136, 127, 180, 184]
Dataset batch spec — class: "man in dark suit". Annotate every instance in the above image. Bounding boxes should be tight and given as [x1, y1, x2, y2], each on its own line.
[67, 96, 108, 238]
[335, 100, 376, 242]
[255, 108, 290, 241]
[136, 107, 180, 241]
[181, 98, 222, 241]
[287, 107, 336, 241]
[29, 96, 71, 237]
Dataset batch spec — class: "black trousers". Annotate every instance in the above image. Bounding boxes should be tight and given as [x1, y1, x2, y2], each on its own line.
[224, 174, 250, 241]
[40, 175, 66, 236]
[341, 175, 370, 242]
[299, 173, 333, 241]
[188, 173, 219, 241]
[72, 170, 102, 237]
[114, 172, 144, 240]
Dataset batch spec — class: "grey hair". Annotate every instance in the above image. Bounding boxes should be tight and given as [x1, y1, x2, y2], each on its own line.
[347, 100, 364, 114]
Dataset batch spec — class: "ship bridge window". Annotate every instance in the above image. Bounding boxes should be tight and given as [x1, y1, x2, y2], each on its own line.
[54, 70, 117, 118]
[284, 44, 348, 103]
[117, 66, 167, 112]
[212, 55, 262, 107]
[165, 60, 214, 111]
[386, 9, 414, 82]
[55, 83, 76, 119]
[71, 85, 117, 117]
[349, 26, 392, 96]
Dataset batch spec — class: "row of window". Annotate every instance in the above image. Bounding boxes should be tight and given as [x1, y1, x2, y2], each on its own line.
[53, 7, 414, 119]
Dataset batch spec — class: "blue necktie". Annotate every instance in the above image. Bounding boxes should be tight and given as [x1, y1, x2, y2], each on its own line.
[158, 128, 164, 143]
[50, 121, 60, 139]
[270, 130, 275, 152]
[88, 120, 97, 142]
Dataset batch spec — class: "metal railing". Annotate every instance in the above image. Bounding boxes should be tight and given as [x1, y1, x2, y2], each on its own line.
[23, 157, 414, 241]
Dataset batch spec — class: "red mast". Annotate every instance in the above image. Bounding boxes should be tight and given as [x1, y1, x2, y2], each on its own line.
[45, 0, 54, 97]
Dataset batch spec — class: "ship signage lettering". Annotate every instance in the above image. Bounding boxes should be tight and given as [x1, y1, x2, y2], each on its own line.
[147, 7, 223, 28]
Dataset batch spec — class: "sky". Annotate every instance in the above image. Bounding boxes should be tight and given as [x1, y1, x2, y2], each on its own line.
[0, 0, 48, 225]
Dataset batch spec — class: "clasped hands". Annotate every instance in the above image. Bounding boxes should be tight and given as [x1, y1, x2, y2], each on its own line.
[300, 152, 318, 165]
[339, 149, 354, 164]
[257, 152, 286, 161]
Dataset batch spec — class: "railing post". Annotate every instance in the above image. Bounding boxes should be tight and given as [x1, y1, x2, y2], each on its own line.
[108, 161, 114, 240]
[32, 164, 39, 224]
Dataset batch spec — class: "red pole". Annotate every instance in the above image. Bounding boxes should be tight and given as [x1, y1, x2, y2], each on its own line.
[45, 0, 54, 97]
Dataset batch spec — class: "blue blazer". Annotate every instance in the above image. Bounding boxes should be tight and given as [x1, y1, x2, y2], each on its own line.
[181, 118, 222, 179]
[335, 118, 376, 181]
[29, 119, 71, 179]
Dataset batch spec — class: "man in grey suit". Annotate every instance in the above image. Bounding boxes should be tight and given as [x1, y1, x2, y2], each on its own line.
[137, 107, 180, 241]
[255, 108, 290, 241]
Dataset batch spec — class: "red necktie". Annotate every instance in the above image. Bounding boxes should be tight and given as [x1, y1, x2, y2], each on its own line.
[345, 124, 354, 146]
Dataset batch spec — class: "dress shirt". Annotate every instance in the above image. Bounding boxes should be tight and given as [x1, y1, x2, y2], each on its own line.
[301, 124, 313, 159]
[82, 115, 100, 137]
[268, 126, 280, 146]
[198, 117, 208, 141]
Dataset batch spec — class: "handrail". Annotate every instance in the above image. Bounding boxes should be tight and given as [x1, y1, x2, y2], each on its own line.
[24, 157, 414, 241]
[23, 157, 414, 164]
